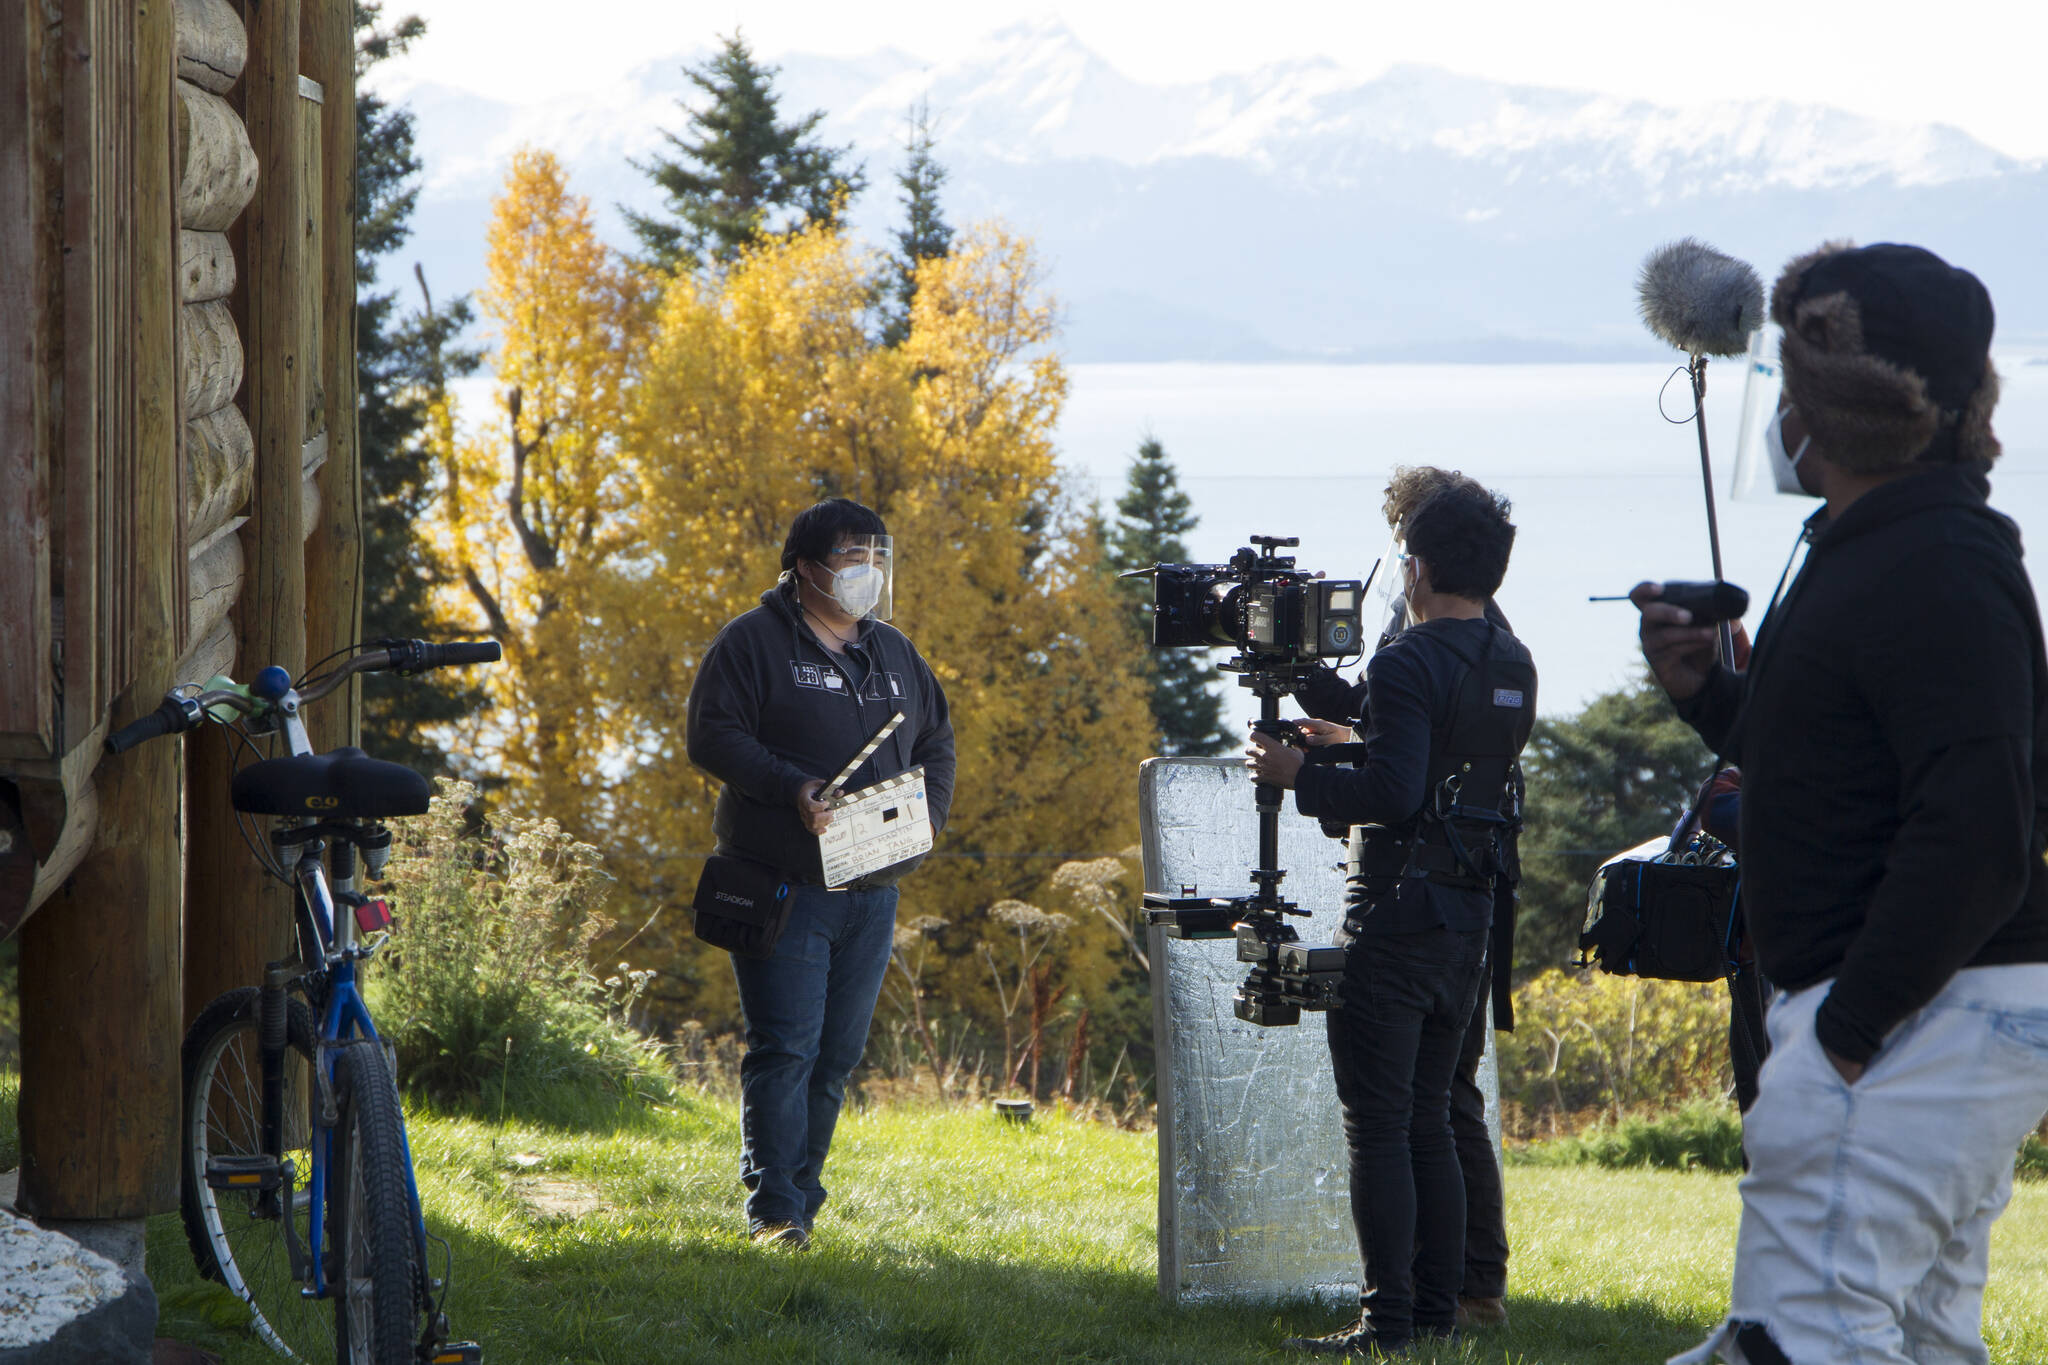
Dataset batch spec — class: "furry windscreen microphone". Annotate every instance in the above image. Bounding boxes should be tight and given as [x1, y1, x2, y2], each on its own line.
[1637, 238, 1766, 358]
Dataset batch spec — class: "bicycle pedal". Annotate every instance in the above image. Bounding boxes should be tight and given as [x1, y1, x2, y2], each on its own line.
[205, 1154, 283, 1192]
[425, 1345, 482, 1364]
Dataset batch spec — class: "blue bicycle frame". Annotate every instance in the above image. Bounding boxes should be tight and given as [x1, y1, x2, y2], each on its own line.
[269, 689, 431, 1303]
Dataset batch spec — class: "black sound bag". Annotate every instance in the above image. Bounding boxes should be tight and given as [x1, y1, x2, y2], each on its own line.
[691, 854, 792, 959]
[1579, 854, 1740, 982]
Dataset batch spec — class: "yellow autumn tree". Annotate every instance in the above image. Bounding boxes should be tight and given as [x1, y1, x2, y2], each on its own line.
[606, 223, 1158, 1038]
[431, 149, 652, 835]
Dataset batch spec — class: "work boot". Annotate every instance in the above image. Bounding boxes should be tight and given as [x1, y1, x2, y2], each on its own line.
[750, 1221, 810, 1251]
[1280, 1316, 1410, 1357]
[1455, 1294, 1508, 1329]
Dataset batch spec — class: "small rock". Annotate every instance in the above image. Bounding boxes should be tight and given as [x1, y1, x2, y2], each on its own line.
[0, 1210, 155, 1365]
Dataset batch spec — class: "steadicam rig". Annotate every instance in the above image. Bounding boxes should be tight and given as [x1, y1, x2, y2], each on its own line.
[1126, 537, 1363, 1026]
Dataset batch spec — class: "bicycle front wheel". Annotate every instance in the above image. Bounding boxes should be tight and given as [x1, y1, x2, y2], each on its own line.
[181, 986, 333, 1361]
[331, 1040, 428, 1364]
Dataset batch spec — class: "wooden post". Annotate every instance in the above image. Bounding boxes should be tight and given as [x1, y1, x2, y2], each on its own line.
[18, 0, 182, 1219]
[0, 0, 53, 756]
[302, 0, 360, 755]
[58, 0, 104, 755]
[185, 0, 302, 1025]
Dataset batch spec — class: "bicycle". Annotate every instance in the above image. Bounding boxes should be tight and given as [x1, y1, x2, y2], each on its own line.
[107, 639, 497, 1364]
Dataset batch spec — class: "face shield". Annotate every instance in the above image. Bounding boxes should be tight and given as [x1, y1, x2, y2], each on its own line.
[1729, 326, 1789, 502]
[1364, 529, 1412, 647]
[812, 534, 894, 622]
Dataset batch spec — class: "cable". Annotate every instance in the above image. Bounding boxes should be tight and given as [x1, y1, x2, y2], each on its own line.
[1657, 364, 1699, 425]
[223, 724, 292, 885]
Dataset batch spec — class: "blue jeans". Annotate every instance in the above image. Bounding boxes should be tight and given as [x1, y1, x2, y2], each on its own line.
[730, 882, 898, 1230]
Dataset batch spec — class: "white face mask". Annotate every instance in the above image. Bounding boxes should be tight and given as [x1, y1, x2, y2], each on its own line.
[1767, 406, 1815, 497]
[820, 563, 885, 618]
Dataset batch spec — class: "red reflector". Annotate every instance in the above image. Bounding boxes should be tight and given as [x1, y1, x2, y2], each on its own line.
[355, 898, 394, 934]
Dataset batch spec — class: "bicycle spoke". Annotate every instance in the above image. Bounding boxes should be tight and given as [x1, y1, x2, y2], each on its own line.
[181, 992, 335, 1363]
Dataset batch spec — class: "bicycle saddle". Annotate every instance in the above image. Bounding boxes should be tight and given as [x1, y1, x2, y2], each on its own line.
[230, 746, 433, 818]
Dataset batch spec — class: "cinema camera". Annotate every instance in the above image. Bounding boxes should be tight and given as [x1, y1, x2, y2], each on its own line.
[1124, 537, 1365, 1026]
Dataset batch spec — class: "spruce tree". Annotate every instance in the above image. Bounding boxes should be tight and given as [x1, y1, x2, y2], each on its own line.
[880, 101, 952, 348]
[353, 3, 484, 773]
[1108, 438, 1230, 756]
[625, 32, 866, 273]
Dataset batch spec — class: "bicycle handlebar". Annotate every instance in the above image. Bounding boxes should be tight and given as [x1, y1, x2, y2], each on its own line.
[104, 695, 204, 754]
[103, 639, 502, 753]
[395, 639, 503, 674]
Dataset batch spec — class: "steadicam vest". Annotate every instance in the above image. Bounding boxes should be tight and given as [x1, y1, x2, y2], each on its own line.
[1350, 625, 1536, 895]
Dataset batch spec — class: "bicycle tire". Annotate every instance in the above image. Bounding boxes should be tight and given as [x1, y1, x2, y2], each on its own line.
[181, 986, 334, 1361]
[331, 1040, 427, 1364]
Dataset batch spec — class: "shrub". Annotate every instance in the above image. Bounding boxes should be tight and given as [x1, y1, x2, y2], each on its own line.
[369, 780, 671, 1123]
[1499, 967, 1732, 1131]
[2020, 1130, 2048, 1182]
[1511, 1099, 1745, 1174]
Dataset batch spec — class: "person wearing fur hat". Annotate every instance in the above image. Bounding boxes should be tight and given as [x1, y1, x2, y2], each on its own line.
[1633, 243, 2048, 1365]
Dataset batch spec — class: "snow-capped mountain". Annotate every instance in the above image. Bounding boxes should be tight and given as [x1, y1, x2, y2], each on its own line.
[376, 19, 2046, 361]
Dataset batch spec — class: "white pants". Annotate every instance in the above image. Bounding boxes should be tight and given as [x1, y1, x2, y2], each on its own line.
[1671, 963, 2048, 1365]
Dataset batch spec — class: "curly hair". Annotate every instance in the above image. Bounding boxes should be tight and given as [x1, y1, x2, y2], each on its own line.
[1382, 465, 1488, 535]
[1404, 482, 1516, 601]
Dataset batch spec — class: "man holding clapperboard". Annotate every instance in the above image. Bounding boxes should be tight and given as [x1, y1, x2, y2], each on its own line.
[685, 498, 956, 1251]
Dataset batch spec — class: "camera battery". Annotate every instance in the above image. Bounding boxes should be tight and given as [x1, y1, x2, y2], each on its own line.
[1277, 942, 1346, 974]
[1303, 580, 1364, 658]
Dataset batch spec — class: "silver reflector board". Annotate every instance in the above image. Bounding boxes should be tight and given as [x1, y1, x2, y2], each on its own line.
[1141, 757, 1502, 1304]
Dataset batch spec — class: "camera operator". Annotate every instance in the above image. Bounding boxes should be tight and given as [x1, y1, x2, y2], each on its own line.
[1249, 481, 1535, 1356]
[1637, 244, 2048, 1365]
[1292, 465, 1520, 1333]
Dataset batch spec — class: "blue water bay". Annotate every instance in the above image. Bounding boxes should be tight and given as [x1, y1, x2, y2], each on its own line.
[1059, 360, 2048, 722]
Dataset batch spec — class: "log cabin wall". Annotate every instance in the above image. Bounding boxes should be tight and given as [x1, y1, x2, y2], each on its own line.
[0, 0, 359, 1219]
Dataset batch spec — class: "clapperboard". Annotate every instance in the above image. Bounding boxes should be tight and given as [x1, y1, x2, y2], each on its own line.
[817, 713, 932, 888]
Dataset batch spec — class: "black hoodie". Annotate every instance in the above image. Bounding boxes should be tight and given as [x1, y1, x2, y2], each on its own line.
[1678, 463, 2048, 1066]
[685, 580, 956, 887]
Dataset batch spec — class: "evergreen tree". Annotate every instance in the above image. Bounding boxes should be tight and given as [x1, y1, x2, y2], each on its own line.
[880, 101, 952, 348]
[625, 32, 866, 273]
[353, 3, 484, 773]
[1107, 438, 1229, 756]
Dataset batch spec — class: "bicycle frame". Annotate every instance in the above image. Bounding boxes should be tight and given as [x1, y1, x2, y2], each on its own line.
[263, 687, 431, 1305]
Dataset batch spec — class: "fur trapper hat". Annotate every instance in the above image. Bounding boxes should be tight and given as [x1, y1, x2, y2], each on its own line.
[1772, 242, 2000, 474]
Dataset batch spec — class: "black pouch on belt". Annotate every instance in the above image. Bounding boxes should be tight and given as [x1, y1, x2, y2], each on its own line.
[691, 854, 793, 959]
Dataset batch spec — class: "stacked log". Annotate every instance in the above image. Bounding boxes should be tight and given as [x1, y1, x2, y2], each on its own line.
[171, 0, 255, 683]
[174, 0, 247, 96]
[178, 230, 234, 303]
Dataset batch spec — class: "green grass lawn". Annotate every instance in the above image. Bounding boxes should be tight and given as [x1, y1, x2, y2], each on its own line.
[142, 1095, 2048, 1364]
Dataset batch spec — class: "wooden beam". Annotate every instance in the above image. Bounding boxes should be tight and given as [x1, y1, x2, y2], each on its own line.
[185, 0, 302, 1029]
[20, 0, 183, 1219]
[58, 0, 103, 754]
[0, 0, 53, 753]
[302, 0, 358, 754]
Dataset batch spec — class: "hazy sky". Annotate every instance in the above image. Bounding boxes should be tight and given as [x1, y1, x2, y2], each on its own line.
[379, 0, 2048, 160]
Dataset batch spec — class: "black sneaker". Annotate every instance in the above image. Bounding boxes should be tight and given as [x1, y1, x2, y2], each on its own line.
[1280, 1318, 1411, 1357]
[750, 1222, 810, 1250]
